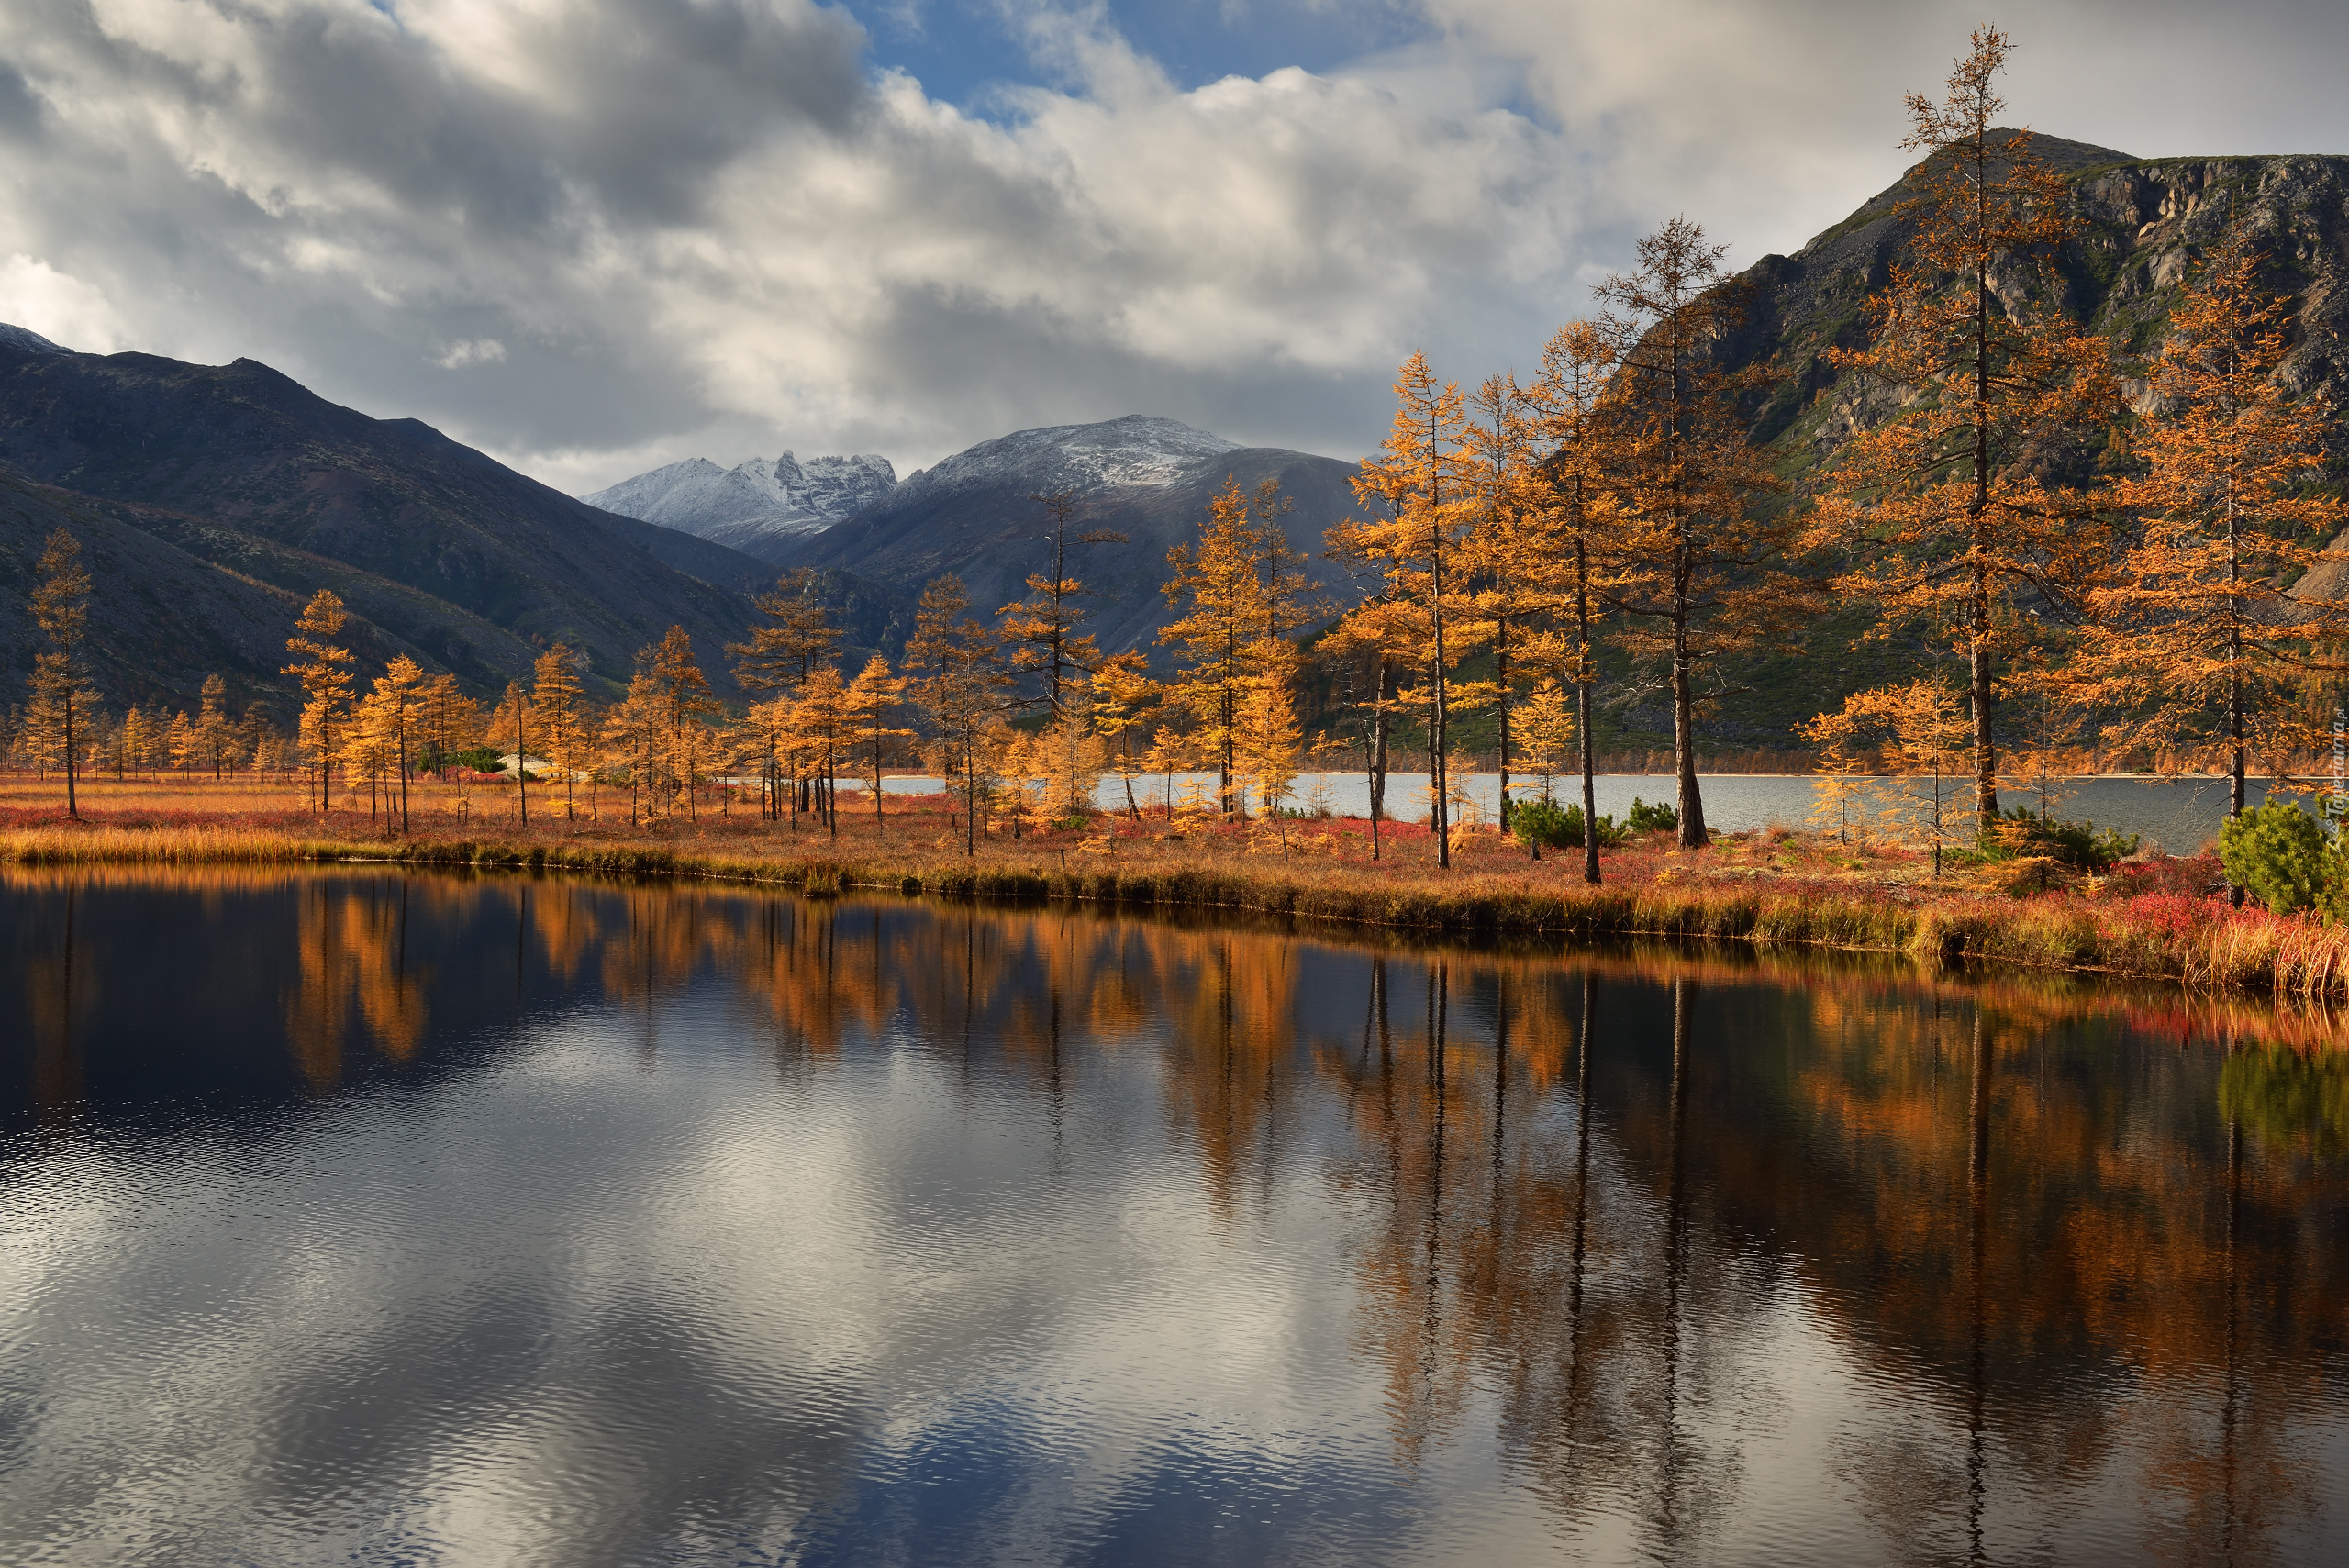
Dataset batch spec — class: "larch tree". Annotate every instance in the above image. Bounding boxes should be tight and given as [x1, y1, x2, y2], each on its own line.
[648, 626, 722, 821]
[24, 528, 93, 817]
[1461, 372, 1562, 838]
[1332, 353, 1479, 867]
[1163, 476, 1314, 821]
[730, 569, 841, 817]
[284, 589, 355, 815]
[1236, 639, 1306, 851]
[1596, 217, 1799, 849]
[196, 674, 237, 779]
[601, 666, 663, 827]
[795, 665, 852, 840]
[1089, 651, 1158, 822]
[1000, 489, 1128, 731]
[363, 656, 426, 831]
[1524, 320, 1620, 883]
[907, 575, 1019, 855]
[531, 644, 589, 822]
[2074, 222, 2347, 823]
[166, 711, 195, 779]
[1813, 27, 2119, 828]
[844, 655, 910, 836]
[491, 681, 534, 826]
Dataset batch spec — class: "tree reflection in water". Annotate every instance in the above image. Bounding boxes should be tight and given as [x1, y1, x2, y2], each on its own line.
[4, 867, 2347, 1562]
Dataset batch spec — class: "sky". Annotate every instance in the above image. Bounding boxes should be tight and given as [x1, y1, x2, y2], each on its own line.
[4, 1, 2348, 495]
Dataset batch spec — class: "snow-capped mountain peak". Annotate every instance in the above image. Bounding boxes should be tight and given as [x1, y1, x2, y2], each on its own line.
[898, 415, 1240, 503]
[582, 450, 897, 564]
[0, 322, 72, 356]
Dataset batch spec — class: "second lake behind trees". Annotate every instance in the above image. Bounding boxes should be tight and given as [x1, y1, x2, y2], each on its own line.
[3, 869, 2346, 1565]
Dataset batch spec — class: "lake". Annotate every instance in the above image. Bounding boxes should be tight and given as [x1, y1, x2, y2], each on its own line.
[4, 869, 2346, 1565]
[841, 773, 2286, 854]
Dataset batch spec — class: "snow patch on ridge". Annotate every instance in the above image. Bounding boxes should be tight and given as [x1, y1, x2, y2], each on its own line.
[583, 451, 897, 550]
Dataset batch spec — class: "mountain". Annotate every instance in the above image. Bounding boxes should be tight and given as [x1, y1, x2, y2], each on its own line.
[1580, 134, 2349, 749]
[584, 451, 897, 563]
[0, 466, 392, 716]
[0, 339, 781, 698]
[780, 416, 1365, 662]
[1717, 133, 2349, 462]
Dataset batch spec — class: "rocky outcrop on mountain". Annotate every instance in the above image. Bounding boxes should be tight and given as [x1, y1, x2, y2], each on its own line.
[1715, 133, 2349, 466]
[781, 416, 1364, 661]
[585, 450, 897, 564]
[0, 339, 779, 697]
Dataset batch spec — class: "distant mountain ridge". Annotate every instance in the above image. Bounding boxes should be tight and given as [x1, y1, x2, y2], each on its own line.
[777, 416, 1363, 662]
[0, 334, 791, 705]
[584, 450, 897, 565]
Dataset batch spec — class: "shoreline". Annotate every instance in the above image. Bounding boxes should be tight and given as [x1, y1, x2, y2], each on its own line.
[8, 819, 2349, 1006]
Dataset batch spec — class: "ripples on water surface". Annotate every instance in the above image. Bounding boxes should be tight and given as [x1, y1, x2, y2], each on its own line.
[2, 869, 2346, 1565]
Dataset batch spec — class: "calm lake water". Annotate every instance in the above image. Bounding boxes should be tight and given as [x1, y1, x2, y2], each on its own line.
[844, 773, 2281, 853]
[4, 870, 2347, 1565]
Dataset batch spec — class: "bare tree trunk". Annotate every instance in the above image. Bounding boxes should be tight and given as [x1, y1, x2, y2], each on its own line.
[1496, 628, 1512, 834]
[1369, 656, 1390, 862]
[1672, 602, 1706, 848]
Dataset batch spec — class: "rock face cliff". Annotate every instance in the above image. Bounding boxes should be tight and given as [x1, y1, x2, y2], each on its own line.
[1717, 132, 2349, 462]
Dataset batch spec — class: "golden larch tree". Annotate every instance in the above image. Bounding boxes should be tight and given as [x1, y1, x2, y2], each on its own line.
[362, 655, 426, 831]
[195, 673, 239, 778]
[491, 680, 534, 826]
[907, 575, 1019, 854]
[1596, 217, 1799, 849]
[1162, 476, 1313, 820]
[1812, 28, 2120, 827]
[24, 528, 94, 817]
[844, 654, 910, 835]
[531, 644, 590, 821]
[284, 589, 356, 814]
[647, 626, 722, 820]
[1333, 354, 1479, 866]
[1524, 320, 1621, 882]
[2073, 223, 2348, 818]
[730, 569, 841, 817]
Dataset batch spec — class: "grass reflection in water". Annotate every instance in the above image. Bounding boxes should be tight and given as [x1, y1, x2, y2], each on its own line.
[2, 866, 2346, 1566]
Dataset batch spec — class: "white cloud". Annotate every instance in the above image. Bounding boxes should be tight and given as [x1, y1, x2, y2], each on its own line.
[3, 1, 2343, 495]
[0, 252, 132, 354]
[435, 338, 507, 369]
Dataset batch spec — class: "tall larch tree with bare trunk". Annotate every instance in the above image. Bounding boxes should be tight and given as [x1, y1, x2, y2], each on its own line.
[24, 529, 93, 818]
[1597, 218, 1800, 848]
[1333, 354, 1478, 867]
[284, 589, 355, 816]
[2072, 222, 2347, 840]
[1813, 27, 2120, 831]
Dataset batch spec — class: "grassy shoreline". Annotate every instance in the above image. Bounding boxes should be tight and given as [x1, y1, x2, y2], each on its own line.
[10, 811, 2349, 1003]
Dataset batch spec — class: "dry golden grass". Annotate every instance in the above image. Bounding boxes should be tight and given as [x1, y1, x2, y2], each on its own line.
[11, 771, 2349, 1004]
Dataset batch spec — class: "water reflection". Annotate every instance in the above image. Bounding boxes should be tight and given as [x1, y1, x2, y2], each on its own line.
[2, 867, 2346, 1565]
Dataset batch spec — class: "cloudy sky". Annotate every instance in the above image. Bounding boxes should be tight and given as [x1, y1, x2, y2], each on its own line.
[4, 1, 2346, 494]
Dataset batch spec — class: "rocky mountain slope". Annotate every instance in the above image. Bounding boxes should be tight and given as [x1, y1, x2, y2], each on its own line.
[584, 451, 897, 564]
[1603, 133, 2349, 747]
[0, 464, 483, 716]
[0, 338, 784, 699]
[1718, 132, 2349, 465]
[779, 416, 1365, 662]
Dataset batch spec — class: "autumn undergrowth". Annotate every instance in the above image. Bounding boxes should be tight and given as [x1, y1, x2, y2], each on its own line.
[7, 774, 2348, 1000]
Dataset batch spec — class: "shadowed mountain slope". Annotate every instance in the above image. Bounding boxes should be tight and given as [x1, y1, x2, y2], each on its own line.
[0, 464, 494, 714]
[0, 342, 775, 696]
